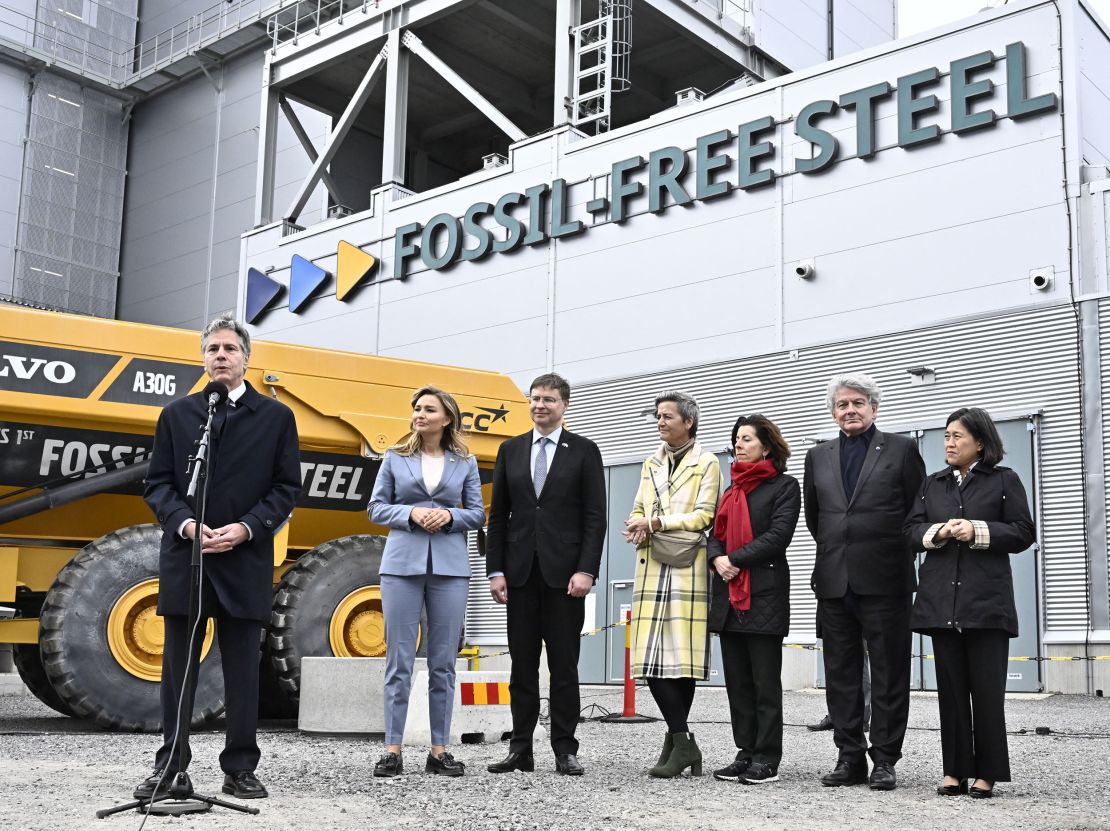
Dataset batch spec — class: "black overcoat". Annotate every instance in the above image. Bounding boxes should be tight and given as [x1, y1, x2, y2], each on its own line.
[145, 381, 301, 622]
[903, 464, 1035, 637]
[707, 473, 799, 636]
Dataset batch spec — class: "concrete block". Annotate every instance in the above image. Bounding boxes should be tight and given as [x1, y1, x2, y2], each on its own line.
[297, 656, 470, 737]
[404, 670, 514, 746]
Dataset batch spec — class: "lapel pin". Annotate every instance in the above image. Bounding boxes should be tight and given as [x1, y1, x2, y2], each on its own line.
[561, 442, 569, 448]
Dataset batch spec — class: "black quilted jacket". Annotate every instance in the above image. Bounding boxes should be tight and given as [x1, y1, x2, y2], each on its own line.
[707, 473, 800, 637]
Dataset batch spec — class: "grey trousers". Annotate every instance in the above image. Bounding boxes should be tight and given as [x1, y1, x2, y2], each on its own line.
[380, 572, 469, 746]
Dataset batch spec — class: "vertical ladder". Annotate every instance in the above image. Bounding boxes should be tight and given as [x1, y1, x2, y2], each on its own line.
[570, 0, 632, 135]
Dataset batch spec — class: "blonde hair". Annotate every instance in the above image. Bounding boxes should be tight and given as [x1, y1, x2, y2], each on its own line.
[391, 385, 471, 458]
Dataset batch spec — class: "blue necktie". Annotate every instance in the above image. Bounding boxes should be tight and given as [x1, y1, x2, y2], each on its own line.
[533, 437, 549, 498]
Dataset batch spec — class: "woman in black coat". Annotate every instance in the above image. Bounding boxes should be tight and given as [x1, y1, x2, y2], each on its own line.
[904, 408, 1034, 799]
[707, 414, 800, 785]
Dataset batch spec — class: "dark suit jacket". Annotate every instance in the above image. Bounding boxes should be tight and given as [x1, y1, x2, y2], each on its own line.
[485, 429, 607, 588]
[145, 381, 301, 622]
[804, 429, 925, 599]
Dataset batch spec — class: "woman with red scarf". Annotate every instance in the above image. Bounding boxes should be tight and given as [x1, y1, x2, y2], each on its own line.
[707, 414, 800, 785]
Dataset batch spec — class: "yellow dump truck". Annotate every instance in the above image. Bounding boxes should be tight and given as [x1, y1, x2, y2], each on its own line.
[0, 303, 528, 730]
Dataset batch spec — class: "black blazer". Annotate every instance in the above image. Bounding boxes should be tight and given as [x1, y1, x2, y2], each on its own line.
[804, 429, 926, 599]
[145, 382, 301, 622]
[485, 429, 607, 588]
[904, 464, 1035, 637]
[707, 473, 799, 636]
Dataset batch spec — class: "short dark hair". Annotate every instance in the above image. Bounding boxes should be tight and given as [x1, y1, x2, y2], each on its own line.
[730, 414, 791, 472]
[529, 372, 571, 402]
[945, 407, 1005, 467]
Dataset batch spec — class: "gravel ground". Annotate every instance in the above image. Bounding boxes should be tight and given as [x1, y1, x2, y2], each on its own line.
[0, 681, 1107, 831]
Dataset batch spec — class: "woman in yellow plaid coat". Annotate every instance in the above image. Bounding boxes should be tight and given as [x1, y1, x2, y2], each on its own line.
[624, 391, 720, 779]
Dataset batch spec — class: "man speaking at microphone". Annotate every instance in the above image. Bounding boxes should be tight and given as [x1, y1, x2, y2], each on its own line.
[136, 313, 300, 801]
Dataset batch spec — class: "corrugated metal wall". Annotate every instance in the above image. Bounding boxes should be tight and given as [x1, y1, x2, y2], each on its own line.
[464, 531, 506, 644]
[570, 303, 1088, 636]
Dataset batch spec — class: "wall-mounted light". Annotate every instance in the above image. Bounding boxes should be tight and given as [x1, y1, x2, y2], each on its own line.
[906, 365, 936, 386]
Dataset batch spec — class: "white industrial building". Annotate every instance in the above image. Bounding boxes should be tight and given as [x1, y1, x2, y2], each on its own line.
[2, 0, 1108, 694]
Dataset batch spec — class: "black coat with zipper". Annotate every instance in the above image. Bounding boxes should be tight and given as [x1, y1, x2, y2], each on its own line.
[903, 464, 1035, 637]
[707, 473, 800, 636]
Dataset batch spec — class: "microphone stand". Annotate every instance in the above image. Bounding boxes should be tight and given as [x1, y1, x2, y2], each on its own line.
[98, 394, 258, 818]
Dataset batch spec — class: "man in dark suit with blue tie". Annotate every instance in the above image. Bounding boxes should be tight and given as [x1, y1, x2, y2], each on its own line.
[485, 373, 606, 776]
[804, 372, 925, 792]
[135, 314, 300, 801]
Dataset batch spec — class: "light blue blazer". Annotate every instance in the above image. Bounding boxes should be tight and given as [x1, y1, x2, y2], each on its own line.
[368, 449, 486, 577]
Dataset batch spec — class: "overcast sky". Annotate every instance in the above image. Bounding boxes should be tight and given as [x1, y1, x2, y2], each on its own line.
[898, 0, 1110, 36]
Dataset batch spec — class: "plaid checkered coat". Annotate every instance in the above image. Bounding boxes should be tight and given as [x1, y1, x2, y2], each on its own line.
[628, 442, 721, 679]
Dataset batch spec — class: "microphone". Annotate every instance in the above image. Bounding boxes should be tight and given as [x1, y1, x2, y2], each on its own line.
[202, 380, 229, 409]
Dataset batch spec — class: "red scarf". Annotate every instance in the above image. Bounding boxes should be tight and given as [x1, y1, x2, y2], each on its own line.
[713, 460, 779, 612]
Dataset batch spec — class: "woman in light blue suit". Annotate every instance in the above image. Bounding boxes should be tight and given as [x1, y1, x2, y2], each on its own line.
[368, 385, 485, 778]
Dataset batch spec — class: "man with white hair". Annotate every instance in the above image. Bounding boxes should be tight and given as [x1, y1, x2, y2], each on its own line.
[803, 373, 924, 791]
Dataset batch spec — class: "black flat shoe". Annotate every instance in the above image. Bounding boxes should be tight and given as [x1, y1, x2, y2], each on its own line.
[937, 779, 969, 796]
[487, 752, 534, 774]
[425, 751, 465, 776]
[970, 782, 995, 799]
[373, 752, 404, 778]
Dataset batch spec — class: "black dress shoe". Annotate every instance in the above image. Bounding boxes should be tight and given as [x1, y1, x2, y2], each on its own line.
[807, 714, 834, 731]
[487, 752, 534, 773]
[374, 752, 404, 778]
[868, 761, 896, 791]
[820, 760, 868, 787]
[222, 771, 268, 799]
[425, 751, 465, 776]
[937, 779, 969, 796]
[555, 754, 585, 776]
[970, 782, 995, 799]
[132, 769, 172, 800]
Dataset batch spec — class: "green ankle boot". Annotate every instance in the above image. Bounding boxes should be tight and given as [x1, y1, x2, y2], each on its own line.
[651, 732, 674, 771]
[649, 732, 702, 778]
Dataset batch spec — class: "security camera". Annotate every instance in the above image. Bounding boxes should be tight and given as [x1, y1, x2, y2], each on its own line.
[795, 259, 815, 280]
[1029, 268, 1053, 292]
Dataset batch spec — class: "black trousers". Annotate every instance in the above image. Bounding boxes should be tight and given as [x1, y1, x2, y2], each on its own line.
[930, 627, 1011, 782]
[719, 631, 783, 766]
[505, 561, 585, 756]
[156, 603, 263, 775]
[818, 591, 911, 765]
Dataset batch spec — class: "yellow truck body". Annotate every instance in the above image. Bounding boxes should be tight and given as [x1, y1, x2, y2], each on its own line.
[0, 303, 526, 729]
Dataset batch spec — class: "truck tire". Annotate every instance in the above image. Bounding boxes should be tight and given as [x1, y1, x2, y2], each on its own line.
[267, 534, 424, 710]
[38, 524, 226, 732]
[13, 643, 74, 717]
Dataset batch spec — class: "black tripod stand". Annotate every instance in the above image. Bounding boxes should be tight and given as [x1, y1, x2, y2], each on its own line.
[97, 382, 258, 819]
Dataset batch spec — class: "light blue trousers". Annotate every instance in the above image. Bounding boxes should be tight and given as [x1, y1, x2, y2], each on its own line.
[380, 572, 469, 746]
